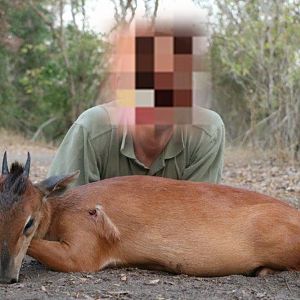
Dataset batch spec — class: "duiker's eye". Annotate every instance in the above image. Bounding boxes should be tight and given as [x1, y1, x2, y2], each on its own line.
[23, 218, 35, 235]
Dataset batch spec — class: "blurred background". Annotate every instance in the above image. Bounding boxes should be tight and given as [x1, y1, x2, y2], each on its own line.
[0, 0, 299, 161]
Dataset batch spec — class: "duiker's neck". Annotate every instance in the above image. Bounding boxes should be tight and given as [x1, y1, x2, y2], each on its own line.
[34, 200, 55, 239]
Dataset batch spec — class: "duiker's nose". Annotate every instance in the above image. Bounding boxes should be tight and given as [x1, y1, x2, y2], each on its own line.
[10, 278, 17, 284]
[0, 277, 18, 284]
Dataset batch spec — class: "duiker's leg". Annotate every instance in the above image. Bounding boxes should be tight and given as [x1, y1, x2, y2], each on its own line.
[27, 207, 120, 272]
[27, 239, 100, 272]
[254, 267, 281, 277]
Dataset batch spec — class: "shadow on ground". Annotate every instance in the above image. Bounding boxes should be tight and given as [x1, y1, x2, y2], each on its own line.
[1, 257, 300, 300]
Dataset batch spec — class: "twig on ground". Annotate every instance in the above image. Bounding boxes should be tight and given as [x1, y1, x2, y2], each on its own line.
[284, 278, 292, 294]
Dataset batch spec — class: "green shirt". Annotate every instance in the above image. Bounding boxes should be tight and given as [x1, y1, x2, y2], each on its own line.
[48, 103, 225, 186]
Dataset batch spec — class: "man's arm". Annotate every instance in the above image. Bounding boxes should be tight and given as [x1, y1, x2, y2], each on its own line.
[48, 123, 101, 186]
[182, 113, 225, 183]
[48, 106, 113, 186]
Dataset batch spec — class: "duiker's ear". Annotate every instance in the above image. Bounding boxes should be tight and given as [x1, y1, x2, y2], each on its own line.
[35, 171, 80, 197]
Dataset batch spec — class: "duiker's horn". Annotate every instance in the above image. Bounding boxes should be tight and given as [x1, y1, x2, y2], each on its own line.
[2, 151, 9, 175]
[23, 152, 31, 177]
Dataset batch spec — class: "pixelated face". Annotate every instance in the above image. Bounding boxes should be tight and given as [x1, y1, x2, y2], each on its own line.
[110, 20, 210, 126]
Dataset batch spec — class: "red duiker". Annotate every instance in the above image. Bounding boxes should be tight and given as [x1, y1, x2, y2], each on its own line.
[0, 151, 300, 283]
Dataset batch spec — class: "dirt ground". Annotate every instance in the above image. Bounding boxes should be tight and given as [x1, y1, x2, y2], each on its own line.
[0, 131, 300, 300]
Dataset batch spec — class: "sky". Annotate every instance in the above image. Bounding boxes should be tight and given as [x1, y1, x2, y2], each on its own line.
[79, 0, 207, 33]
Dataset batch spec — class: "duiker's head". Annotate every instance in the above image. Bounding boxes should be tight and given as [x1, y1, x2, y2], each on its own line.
[0, 152, 78, 283]
[0, 152, 39, 283]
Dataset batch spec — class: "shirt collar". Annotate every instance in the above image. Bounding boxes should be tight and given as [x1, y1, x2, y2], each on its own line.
[120, 126, 136, 159]
[120, 126, 184, 161]
[163, 126, 185, 159]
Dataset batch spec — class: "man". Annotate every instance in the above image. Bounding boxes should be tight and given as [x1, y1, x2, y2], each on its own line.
[48, 19, 225, 186]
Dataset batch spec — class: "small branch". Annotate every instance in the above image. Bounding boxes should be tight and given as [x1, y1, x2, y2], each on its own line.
[284, 277, 292, 294]
[233, 110, 279, 145]
[151, 0, 159, 24]
[81, 0, 86, 31]
[31, 117, 58, 142]
[70, 0, 78, 29]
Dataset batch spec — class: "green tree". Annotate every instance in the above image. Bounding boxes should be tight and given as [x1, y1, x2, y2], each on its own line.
[202, 0, 300, 160]
[0, 0, 108, 140]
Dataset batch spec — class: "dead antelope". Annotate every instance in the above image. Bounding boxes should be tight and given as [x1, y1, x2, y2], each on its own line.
[0, 152, 300, 283]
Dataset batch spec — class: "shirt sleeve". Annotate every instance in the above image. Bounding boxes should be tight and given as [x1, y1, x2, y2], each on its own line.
[182, 118, 225, 183]
[47, 123, 101, 186]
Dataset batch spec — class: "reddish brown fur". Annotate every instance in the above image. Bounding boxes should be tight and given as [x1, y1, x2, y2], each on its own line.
[1, 163, 300, 281]
[25, 176, 300, 276]
[0, 174, 43, 283]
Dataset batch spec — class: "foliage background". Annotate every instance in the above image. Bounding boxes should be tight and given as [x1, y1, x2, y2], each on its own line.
[0, 0, 299, 160]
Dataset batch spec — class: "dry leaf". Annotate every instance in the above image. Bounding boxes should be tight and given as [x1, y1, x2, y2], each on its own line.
[121, 274, 127, 281]
[41, 285, 47, 292]
[148, 279, 160, 285]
